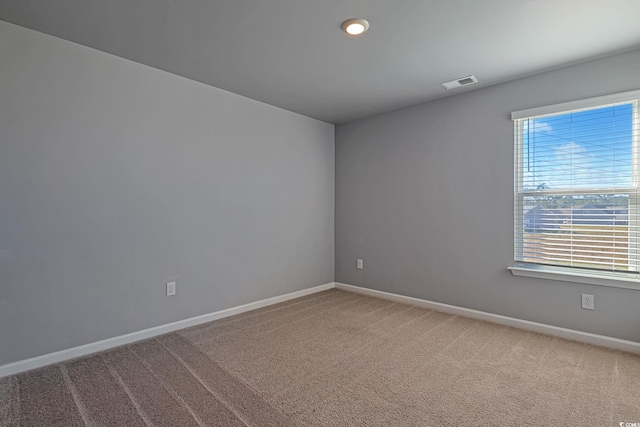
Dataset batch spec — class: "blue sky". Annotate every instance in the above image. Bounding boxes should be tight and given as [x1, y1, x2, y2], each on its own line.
[522, 103, 634, 191]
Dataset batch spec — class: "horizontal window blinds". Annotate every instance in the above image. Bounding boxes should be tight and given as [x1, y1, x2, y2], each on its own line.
[514, 98, 640, 273]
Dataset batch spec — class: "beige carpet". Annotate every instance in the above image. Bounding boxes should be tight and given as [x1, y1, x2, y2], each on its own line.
[1, 289, 639, 426]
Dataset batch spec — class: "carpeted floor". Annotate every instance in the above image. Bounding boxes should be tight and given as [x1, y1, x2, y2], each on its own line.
[1, 288, 640, 426]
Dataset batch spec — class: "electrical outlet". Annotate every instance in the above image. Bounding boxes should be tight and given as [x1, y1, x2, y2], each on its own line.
[356, 259, 363, 269]
[166, 281, 176, 296]
[581, 293, 594, 310]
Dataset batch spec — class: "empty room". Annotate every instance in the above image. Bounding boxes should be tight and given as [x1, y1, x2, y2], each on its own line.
[1, 1, 640, 426]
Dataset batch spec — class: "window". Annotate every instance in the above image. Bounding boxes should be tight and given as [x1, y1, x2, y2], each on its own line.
[512, 90, 640, 285]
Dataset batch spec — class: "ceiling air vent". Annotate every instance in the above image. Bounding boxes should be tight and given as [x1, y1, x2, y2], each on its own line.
[441, 75, 478, 90]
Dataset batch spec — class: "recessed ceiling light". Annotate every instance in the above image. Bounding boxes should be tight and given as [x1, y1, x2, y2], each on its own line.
[341, 18, 369, 36]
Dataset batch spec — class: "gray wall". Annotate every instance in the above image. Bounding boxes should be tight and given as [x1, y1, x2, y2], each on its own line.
[0, 21, 334, 366]
[336, 48, 640, 342]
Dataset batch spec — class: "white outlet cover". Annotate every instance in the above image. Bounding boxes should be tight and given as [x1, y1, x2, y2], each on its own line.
[581, 293, 594, 310]
[166, 281, 176, 296]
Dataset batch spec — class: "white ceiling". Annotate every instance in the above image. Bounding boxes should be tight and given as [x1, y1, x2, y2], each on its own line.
[1, 0, 640, 124]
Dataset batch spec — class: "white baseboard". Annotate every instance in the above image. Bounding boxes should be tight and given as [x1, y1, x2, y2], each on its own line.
[0, 282, 336, 378]
[335, 282, 640, 354]
[5, 281, 637, 378]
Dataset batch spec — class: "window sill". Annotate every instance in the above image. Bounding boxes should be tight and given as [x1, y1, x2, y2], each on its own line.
[508, 264, 640, 291]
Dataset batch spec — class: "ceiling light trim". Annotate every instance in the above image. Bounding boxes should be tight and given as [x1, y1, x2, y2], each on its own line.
[341, 18, 370, 36]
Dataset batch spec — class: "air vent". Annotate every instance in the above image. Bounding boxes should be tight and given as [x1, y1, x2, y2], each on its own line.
[441, 75, 478, 90]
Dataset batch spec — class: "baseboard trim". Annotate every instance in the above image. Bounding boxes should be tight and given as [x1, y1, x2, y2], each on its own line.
[0, 282, 336, 378]
[335, 282, 640, 354]
[6, 281, 637, 377]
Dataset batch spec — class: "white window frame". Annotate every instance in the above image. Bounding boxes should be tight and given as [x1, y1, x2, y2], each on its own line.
[509, 89, 640, 290]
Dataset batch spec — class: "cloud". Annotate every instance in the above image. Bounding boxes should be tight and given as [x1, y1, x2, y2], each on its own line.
[554, 141, 587, 162]
[532, 121, 553, 133]
[549, 142, 630, 188]
[553, 142, 591, 187]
